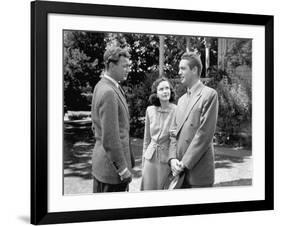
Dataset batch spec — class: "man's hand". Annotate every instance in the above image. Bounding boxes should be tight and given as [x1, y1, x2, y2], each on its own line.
[119, 168, 132, 184]
[170, 159, 184, 176]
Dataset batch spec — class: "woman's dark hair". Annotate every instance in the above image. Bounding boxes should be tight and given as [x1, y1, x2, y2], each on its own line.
[149, 77, 175, 106]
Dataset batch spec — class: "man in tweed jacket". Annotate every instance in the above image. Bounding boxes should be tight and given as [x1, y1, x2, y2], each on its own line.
[91, 47, 134, 192]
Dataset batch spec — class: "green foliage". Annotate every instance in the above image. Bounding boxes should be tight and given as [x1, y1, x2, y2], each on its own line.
[105, 33, 160, 84]
[164, 36, 186, 78]
[123, 70, 157, 138]
[164, 36, 218, 78]
[64, 31, 106, 111]
[206, 68, 251, 147]
[64, 31, 251, 147]
[225, 39, 252, 68]
[205, 38, 252, 147]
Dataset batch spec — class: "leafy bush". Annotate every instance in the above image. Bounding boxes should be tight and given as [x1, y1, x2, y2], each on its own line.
[205, 69, 251, 147]
[124, 71, 156, 138]
[64, 31, 106, 111]
[63, 31, 252, 147]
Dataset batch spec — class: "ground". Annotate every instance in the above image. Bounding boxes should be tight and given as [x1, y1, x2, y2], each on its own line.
[63, 123, 252, 194]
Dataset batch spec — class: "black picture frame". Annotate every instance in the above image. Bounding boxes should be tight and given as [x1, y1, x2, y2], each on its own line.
[31, 0, 274, 224]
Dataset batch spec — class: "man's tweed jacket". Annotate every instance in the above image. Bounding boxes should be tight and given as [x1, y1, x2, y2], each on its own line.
[91, 77, 134, 184]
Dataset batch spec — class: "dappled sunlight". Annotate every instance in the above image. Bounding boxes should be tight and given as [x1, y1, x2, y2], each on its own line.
[64, 121, 94, 181]
[215, 155, 245, 169]
[214, 178, 252, 187]
[64, 125, 253, 193]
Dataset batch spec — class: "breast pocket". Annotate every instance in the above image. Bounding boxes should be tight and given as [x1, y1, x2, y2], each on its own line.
[188, 107, 201, 127]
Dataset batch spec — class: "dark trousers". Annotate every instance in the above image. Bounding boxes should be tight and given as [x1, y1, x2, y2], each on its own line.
[93, 176, 129, 193]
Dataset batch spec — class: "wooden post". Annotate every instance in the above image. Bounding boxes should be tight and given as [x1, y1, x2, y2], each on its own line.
[218, 38, 226, 71]
[205, 38, 211, 77]
[186, 37, 191, 52]
[159, 35, 164, 77]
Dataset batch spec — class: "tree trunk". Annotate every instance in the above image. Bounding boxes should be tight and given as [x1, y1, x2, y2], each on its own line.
[205, 38, 211, 76]
[218, 38, 227, 71]
[186, 37, 191, 52]
[159, 35, 164, 77]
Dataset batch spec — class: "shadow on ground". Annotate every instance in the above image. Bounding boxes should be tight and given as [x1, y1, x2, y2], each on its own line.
[64, 121, 144, 180]
[214, 178, 252, 187]
[64, 121, 94, 180]
[214, 145, 252, 169]
[64, 124, 252, 184]
[215, 155, 244, 169]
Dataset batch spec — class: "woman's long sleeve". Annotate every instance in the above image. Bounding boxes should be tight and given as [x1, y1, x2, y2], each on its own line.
[143, 109, 151, 155]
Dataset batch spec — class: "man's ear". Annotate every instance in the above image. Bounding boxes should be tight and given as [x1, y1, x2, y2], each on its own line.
[108, 62, 113, 69]
[108, 62, 116, 71]
[192, 66, 198, 75]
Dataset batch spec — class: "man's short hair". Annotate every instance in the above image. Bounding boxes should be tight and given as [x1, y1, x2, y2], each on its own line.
[181, 52, 203, 77]
[104, 46, 130, 69]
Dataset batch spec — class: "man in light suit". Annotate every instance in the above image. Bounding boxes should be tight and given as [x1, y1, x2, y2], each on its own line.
[169, 52, 218, 188]
[91, 46, 135, 192]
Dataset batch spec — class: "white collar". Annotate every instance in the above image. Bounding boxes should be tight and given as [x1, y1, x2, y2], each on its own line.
[188, 80, 201, 95]
[103, 73, 119, 88]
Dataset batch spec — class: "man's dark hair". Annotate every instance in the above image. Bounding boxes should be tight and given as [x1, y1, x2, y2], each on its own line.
[149, 77, 175, 106]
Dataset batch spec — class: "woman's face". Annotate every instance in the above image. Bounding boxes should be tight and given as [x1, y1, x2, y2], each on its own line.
[157, 81, 171, 102]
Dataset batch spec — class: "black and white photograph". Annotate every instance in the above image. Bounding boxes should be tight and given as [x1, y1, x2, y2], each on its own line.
[63, 31, 253, 194]
[1, 0, 279, 225]
[29, 1, 274, 224]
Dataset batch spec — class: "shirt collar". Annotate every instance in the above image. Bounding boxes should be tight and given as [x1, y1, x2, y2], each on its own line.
[103, 73, 119, 88]
[188, 80, 201, 96]
[156, 104, 173, 113]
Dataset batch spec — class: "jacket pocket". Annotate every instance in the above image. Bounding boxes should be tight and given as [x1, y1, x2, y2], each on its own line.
[182, 122, 196, 143]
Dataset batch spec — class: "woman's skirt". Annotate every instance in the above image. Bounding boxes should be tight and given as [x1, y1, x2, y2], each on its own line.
[140, 153, 171, 191]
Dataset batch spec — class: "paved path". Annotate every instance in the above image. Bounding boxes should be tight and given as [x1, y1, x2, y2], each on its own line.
[64, 147, 252, 194]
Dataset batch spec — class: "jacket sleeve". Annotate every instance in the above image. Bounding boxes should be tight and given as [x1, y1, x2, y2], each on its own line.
[143, 108, 151, 156]
[99, 90, 127, 173]
[181, 90, 219, 170]
[168, 110, 178, 162]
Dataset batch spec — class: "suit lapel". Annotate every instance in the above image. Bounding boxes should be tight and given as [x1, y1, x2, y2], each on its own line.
[113, 85, 130, 117]
[176, 82, 204, 135]
[102, 78, 130, 118]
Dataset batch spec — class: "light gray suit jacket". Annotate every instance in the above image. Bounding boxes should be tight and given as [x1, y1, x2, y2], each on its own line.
[91, 77, 134, 184]
[169, 82, 218, 186]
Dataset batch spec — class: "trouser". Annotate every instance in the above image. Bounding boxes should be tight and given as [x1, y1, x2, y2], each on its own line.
[93, 176, 129, 193]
